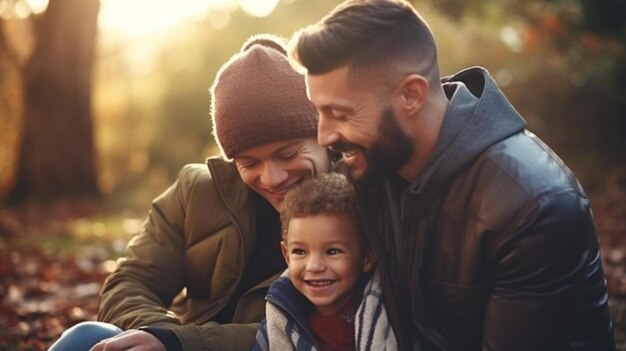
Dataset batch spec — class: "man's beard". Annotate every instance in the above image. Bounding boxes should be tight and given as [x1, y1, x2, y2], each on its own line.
[335, 107, 413, 186]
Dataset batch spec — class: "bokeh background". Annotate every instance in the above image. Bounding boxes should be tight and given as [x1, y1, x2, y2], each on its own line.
[0, 0, 624, 349]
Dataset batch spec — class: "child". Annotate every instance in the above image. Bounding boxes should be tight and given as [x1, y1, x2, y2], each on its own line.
[252, 173, 398, 351]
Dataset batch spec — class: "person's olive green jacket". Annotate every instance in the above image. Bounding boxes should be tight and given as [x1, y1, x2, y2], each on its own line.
[98, 157, 278, 350]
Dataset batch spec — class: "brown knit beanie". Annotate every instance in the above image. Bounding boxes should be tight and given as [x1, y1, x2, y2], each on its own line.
[210, 34, 318, 159]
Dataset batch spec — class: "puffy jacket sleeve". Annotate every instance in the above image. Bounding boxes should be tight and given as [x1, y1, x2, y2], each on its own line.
[482, 190, 607, 351]
[98, 164, 261, 351]
[169, 322, 260, 350]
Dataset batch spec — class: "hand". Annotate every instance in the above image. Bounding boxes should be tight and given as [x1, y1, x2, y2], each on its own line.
[89, 329, 166, 351]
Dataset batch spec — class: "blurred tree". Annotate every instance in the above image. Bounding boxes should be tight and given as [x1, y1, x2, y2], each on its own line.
[424, 0, 626, 131]
[3, 0, 100, 204]
[0, 19, 24, 201]
[421, 0, 626, 192]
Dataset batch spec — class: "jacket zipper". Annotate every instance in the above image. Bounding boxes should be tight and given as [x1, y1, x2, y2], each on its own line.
[368, 185, 448, 351]
[206, 160, 248, 321]
[407, 191, 450, 351]
[412, 218, 447, 351]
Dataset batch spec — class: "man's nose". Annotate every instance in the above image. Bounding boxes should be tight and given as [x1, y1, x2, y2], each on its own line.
[260, 161, 288, 188]
[317, 115, 340, 148]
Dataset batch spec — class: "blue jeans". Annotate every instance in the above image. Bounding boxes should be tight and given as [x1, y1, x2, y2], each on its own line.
[47, 322, 122, 351]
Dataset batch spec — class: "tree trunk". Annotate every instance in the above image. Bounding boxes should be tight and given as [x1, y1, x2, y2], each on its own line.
[9, 0, 100, 203]
[0, 20, 24, 201]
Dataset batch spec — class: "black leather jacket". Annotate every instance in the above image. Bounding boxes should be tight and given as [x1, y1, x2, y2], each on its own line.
[355, 68, 614, 351]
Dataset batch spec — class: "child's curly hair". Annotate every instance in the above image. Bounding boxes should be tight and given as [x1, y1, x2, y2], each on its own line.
[280, 173, 361, 239]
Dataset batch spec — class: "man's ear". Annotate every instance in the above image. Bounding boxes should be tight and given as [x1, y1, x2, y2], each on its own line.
[362, 249, 377, 273]
[395, 74, 429, 115]
[280, 240, 290, 265]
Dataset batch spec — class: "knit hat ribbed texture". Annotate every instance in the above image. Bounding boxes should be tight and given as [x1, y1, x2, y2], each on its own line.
[211, 34, 318, 159]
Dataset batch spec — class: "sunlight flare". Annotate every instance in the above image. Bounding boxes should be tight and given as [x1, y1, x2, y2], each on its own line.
[238, 0, 279, 17]
[99, 0, 214, 37]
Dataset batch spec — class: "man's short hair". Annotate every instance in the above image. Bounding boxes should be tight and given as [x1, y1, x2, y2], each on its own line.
[290, 0, 438, 81]
[280, 173, 361, 239]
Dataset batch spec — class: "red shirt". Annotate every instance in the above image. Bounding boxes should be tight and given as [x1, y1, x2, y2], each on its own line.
[308, 297, 359, 351]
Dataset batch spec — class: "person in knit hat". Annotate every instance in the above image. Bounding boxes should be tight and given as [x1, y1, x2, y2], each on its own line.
[47, 34, 331, 351]
[211, 34, 319, 160]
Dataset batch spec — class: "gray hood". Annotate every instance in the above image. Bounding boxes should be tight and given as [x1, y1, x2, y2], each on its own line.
[411, 66, 526, 193]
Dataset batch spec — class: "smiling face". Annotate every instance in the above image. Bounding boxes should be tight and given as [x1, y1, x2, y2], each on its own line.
[306, 66, 414, 185]
[234, 138, 330, 211]
[281, 214, 375, 316]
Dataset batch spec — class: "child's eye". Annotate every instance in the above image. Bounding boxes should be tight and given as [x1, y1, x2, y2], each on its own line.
[292, 248, 306, 255]
[327, 248, 342, 255]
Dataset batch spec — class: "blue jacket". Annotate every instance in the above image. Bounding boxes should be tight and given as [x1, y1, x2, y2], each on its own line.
[252, 269, 399, 351]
